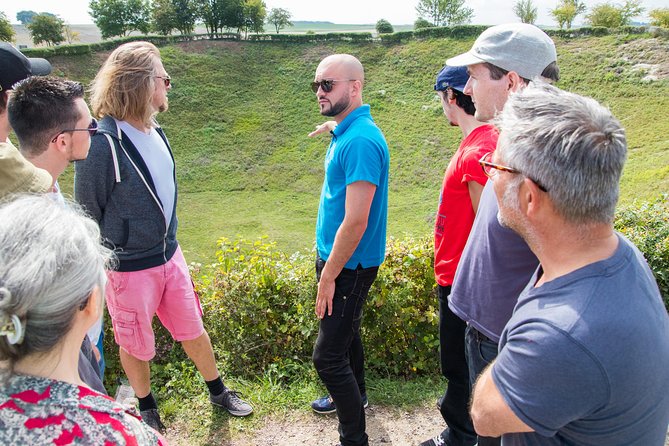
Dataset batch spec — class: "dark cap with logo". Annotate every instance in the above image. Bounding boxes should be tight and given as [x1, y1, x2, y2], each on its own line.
[0, 43, 52, 92]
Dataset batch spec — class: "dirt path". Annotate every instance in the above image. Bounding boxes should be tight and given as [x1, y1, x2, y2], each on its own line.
[166, 403, 445, 446]
[166, 403, 669, 446]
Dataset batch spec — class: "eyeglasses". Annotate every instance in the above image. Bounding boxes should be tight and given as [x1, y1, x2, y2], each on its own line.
[310, 79, 356, 93]
[51, 118, 98, 143]
[478, 152, 548, 192]
[155, 76, 171, 87]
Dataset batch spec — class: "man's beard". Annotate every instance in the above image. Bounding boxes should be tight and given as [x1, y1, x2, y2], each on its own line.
[320, 96, 349, 117]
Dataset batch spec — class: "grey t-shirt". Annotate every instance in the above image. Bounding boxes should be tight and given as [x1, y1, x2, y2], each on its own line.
[449, 181, 539, 342]
[492, 234, 669, 446]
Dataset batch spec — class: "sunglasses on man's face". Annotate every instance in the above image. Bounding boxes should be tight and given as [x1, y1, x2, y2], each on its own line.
[156, 76, 171, 87]
[51, 118, 99, 143]
[310, 79, 356, 93]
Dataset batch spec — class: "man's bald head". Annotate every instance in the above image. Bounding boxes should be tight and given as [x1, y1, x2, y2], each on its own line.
[317, 54, 365, 86]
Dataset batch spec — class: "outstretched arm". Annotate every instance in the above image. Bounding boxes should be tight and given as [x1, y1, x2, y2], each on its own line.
[308, 121, 337, 138]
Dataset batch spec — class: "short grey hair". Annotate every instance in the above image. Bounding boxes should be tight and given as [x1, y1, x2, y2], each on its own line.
[495, 82, 627, 224]
[0, 195, 114, 368]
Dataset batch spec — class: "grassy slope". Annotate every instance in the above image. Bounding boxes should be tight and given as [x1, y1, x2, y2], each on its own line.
[52, 34, 669, 263]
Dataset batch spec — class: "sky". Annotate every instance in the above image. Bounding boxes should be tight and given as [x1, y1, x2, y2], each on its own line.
[2, 0, 664, 27]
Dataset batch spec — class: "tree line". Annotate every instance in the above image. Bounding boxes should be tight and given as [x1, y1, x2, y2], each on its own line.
[1, 0, 669, 47]
[0, 0, 294, 46]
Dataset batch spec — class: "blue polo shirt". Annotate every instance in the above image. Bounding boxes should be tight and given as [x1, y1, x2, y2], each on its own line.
[316, 104, 389, 269]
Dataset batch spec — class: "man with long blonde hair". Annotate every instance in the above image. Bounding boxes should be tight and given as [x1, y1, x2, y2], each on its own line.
[74, 41, 252, 432]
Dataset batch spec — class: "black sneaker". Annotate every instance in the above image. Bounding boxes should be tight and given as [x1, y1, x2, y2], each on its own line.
[419, 432, 448, 446]
[140, 408, 166, 434]
[210, 389, 254, 417]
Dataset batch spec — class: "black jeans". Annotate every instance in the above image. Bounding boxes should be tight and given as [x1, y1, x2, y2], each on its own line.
[438, 285, 477, 446]
[313, 257, 379, 446]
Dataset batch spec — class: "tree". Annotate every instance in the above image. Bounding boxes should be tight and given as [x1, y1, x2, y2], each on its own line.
[16, 10, 37, 25]
[376, 19, 394, 34]
[172, 0, 198, 34]
[513, 0, 538, 24]
[414, 17, 434, 29]
[650, 8, 669, 28]
[587, 0, 643, 27]
[0, 12, 15, 43]
[416, 0, 473, 27]
[89, 0, 151, 39]
[242, 0, 266, 37]
[619, 0, 644, 25]
[64, 24, 81, 44]
[551, 0, 587, 29]
[27, 13, 65, 46]
[152, 0, 177, 35]
[266, 7, 292, 33]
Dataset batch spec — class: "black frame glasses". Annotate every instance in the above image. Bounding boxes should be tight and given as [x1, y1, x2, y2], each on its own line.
[51, 118, 98, 143]
[156, 76, 171, 87]
[310, 79, 357, 93]
[478, 153, 548, 192]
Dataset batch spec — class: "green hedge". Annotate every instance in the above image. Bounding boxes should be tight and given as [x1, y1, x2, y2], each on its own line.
[248, 32, 373, 43]
[20, 33, 239, 58]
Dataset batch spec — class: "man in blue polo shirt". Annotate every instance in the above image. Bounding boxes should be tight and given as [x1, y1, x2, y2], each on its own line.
[310, 54, 389, 446]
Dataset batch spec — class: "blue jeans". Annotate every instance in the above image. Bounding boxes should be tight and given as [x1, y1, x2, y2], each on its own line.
[465, 324, 501, 446]
[438, 285, 477, 446]
[312, 257, 378, 446]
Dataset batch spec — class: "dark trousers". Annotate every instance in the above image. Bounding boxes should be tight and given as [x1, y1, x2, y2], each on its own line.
[438, 285, 477, 446]
[465, 324, 501, 446]
[313, 257, 378, 446]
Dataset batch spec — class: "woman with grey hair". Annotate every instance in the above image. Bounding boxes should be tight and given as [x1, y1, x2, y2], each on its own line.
[0, 195, 166, 444]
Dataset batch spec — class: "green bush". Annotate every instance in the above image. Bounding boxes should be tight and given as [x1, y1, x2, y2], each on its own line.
[614, 195, 669, 307]
[414, 25, 488, 40]
[376, 19, 394, 34]
[380, 31, 415, 44]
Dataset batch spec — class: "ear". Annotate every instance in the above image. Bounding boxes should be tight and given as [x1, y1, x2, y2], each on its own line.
[506, 71, 525, 93]
[521, 177, 545, 220]
[51, 132, 70, 155]
[351, 79, 363, 98]
[82, 286, 102, 321]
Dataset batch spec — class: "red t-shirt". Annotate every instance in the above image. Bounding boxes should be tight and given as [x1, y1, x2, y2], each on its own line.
[434, 124, 498, 286]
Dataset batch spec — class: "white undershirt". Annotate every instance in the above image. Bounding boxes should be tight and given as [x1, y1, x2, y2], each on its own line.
[117, 120, 175, 228]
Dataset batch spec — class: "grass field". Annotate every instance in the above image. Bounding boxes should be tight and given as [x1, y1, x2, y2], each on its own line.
[47, 33, 669, 263]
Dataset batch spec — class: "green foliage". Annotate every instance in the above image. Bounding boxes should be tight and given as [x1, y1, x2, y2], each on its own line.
[27, 13, 65, 46]
[0, 12, 15, 43]
[514, 0, 538, 24]
[650, 8, 669, 28]
[551, 0, 587, 29]
[152, 0, 177, 35]
[242, 0, 266, 37]
[415, 0, 473, 27]
[266, 7, 292, 34]
[89, 0, 152, 39]
[546, 25, 610, 38]
[587, 0, 644, 28]
[414, 17, 434, 30]
[247, 32, 373, 42]
[614, 195, 669, 307]
[376, 19, 394, 34]
[16, 11, 37, 25]
[172, 0, 198, 34]
[188, 235, 438, 379]
[380, 30, 416, 44]
[414, 24, 488, 40]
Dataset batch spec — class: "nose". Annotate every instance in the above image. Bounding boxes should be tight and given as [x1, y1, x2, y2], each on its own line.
[463, 77, 473, 96]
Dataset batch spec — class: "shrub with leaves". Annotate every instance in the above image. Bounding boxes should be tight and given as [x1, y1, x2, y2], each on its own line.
[614, 195, 669, 307]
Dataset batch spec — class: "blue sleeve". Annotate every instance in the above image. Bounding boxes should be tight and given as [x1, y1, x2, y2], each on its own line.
[339, 136, 386, 187]
[491, 321, 609, 437]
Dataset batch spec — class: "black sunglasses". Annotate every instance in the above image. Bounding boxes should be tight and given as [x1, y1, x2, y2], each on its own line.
[310, 79, 357, 93]
[51, 118, 98, 142]
[156, 76, 171, 87]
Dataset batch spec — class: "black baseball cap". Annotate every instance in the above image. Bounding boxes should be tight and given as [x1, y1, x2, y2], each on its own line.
[0, 43, 52, 92]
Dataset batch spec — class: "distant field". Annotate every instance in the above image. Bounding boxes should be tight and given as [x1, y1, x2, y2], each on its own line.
[42, 34, 669, 263]
[11, 21, 414, 48]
